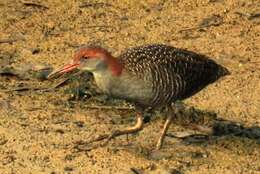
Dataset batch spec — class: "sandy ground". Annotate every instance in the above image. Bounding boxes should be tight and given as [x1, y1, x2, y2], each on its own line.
[0, 0, 259, 173]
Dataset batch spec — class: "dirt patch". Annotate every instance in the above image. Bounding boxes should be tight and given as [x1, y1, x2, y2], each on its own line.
[0, 0, 259, 173]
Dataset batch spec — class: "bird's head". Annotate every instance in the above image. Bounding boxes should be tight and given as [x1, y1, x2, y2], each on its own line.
[48, 46, 123, 79]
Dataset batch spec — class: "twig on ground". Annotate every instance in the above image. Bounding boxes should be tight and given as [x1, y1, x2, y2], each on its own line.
[21, 1, 49, 9]
[82, 104, 134, 110]
[0, 38, 21, 44]
[79, 2, 113, 8]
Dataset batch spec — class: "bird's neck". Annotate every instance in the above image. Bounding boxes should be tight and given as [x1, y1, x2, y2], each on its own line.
[92, 69, 131, 95]
[104, 55, 123, 76]
[92, 69, 118, 94]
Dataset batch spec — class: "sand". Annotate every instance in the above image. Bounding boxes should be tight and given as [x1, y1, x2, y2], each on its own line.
[0, 0, 259, 173]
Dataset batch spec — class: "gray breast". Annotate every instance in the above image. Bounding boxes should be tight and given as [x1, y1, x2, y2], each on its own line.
[93, 70, 154, 107]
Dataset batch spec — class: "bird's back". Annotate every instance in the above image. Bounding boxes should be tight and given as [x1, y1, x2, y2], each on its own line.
[119, 44, 229, 107]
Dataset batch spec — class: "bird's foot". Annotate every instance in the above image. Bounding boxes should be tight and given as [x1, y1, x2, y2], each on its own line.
[73, 130, 133, 151]
[73, 112, 143, 151]
[188, 124, 213, 134]
[99, 130, 122, 146]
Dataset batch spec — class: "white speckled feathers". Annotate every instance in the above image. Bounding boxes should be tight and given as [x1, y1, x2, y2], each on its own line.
[117, 44, 229, 107]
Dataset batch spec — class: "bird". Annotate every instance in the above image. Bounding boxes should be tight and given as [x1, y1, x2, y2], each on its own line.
[48, 44, 230, 149]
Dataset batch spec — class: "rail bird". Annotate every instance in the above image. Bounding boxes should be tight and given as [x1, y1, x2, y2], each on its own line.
[48, 44, 229, 149]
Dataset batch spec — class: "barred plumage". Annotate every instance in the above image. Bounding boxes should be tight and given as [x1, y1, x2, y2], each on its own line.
[118, 44, 229, 108]
[49, 43, 230, 149]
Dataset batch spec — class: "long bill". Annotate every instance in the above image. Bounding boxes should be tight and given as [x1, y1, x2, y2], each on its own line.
[47, 63, 79, 79]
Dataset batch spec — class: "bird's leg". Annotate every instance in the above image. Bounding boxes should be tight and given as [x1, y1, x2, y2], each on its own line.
[87, 112, 143, 146]
[156, 106, 174, 150]
[156, 103, 184, 150]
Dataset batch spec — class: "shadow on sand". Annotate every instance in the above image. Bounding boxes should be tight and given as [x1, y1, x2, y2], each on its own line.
[169, 106, 260, 140]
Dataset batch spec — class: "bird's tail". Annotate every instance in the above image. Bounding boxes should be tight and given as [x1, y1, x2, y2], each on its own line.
[207, 60, 230, 83]
[218, 65, 231, 77]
